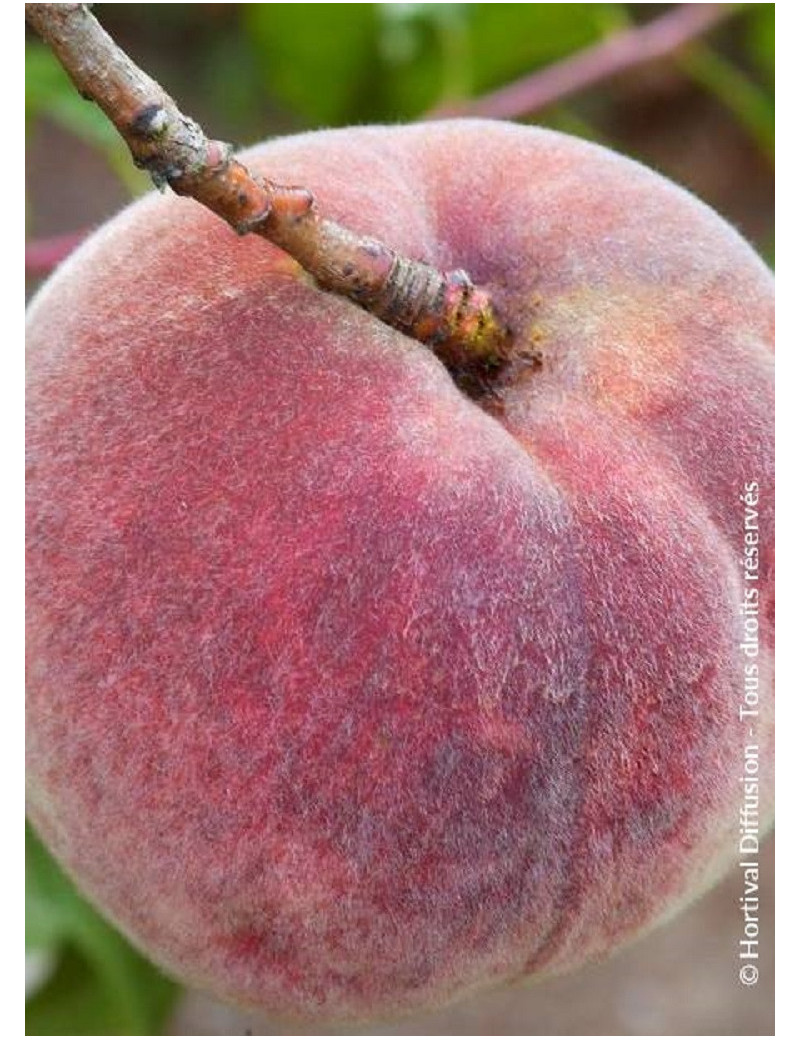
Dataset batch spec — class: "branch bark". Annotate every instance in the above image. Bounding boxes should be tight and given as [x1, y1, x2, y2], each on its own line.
[428, 3, 734, 121]
[25, 3, 511, 373]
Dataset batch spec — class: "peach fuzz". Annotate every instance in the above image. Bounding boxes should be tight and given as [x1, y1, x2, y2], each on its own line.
[26, 120, 774, 1025]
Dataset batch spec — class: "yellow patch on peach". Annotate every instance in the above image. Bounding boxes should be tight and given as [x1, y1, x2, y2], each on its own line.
[543, 286, 686, 419]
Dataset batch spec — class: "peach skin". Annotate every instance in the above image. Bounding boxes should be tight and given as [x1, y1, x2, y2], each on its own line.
[26, 121, 775, 1026]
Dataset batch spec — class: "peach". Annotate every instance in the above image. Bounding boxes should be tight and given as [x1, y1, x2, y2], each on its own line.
[26, 120, 774, 1025]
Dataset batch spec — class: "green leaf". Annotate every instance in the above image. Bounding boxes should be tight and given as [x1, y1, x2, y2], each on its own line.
[26, 42, 119, 150]
[680, 43, 774, 159]
[242, 4, 384, 125]
[26, 946, 173, 1036]
[379, 5, 466, 117]
[465, 4, 622, 97]
[26, 42, 148, 197]
[745, 3, 775, 85]
[26, 825, 178, 1035]
[26, 824, 77, 952]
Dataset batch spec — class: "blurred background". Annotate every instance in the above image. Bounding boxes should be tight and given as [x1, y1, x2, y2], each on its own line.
[25, 3, 774, 1034]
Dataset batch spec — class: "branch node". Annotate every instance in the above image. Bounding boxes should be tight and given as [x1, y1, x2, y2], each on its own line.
[270, 187, 315, 225]
[129, 104, 169, 140]
[234, 204, 272, 236]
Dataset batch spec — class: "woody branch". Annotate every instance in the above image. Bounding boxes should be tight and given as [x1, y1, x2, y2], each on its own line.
[25, 3, 512, 372]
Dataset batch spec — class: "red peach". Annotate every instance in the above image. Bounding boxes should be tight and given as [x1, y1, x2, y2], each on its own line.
[26, 121, 774, 1025]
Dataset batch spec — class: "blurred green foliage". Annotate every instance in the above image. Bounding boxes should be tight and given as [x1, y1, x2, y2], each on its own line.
[745, 1, 775, 83]
[244, 4, 386, 124]
[25, 42, 150, 196]
[681, 40, 774, 156]
[233, 2, 772, 149]
[25, 4, 775, 165]
[241, 3, 630, 124]
[26, 825, 177, 1035]
[25, 4, 774, 1034]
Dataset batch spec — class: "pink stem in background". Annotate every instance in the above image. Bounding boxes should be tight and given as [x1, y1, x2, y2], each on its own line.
[25, 229, 89, 276]
[428, 3, 734, 120]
